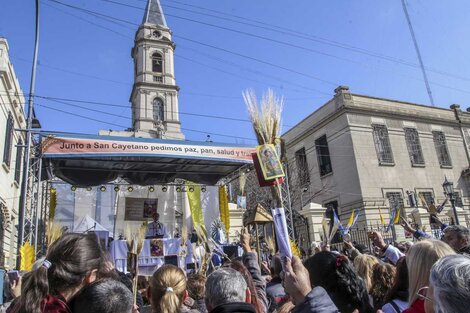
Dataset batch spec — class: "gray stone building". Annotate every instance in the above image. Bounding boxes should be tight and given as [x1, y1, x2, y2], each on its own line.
[283, 86, 470, 241]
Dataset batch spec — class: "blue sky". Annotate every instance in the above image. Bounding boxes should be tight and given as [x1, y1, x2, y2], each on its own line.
[1, 0, 469, 144]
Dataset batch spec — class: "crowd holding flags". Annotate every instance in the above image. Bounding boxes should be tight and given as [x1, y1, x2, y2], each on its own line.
[320, 204, 406, 244]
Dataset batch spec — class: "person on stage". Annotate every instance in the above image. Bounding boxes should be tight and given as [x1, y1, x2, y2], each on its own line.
[145, 212, 169, 238]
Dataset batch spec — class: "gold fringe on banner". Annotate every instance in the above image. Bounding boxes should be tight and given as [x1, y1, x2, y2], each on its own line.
[20, 242, 35, 271]
[219, 186, 230, 234]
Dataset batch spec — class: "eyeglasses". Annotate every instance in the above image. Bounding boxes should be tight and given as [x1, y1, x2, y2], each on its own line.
[417, 286, 433, 302]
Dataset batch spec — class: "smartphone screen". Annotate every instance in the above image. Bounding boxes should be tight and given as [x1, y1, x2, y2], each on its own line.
[7, 270, 19, 282]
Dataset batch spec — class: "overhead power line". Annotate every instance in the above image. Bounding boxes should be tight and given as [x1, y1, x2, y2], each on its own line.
[105, 0, 470, 83]
[36, 101, 257, 142]
[401, 0, 434, 106]
[41, 0, 335, 95]
[47, 0, 339, 87]
[45, 0, 470, 98]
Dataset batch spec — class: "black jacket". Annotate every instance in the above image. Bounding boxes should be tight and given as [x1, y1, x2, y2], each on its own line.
[210, 302, 256, 313]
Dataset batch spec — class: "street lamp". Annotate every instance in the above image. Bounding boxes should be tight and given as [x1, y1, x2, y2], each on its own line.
[442, 177, 460, 225]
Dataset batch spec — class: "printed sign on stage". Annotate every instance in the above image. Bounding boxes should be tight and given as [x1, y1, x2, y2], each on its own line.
[124, 197, 158, 221]
[42, 135, 255, 162]
[143, 199, 158, 218]
[150, 239, 164, 257]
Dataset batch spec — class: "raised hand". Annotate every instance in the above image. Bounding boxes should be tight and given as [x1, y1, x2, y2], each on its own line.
[400, 217, 416, 233]
[367, 231, 386, 250]
[282, 256, 312, 305]
[240, 227, 252, 253]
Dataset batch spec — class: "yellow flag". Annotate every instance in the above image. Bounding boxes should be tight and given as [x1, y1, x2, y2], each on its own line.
[393, 208, 401, 224]
[186, 182, 204, 228]
[49, 188, 57, 222]
[378, 208, 385, 225]
[20, 242, 35, 271]
[218, 186, 230, 233]
[346, 210, 355, 228]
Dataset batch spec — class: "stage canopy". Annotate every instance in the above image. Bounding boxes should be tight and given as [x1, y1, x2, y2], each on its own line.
[40, 132, 255, 186]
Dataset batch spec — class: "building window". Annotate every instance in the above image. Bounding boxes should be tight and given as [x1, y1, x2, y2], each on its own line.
[324, 200, 339, 218]
[432, 131, 452, 167]
[3, 112, 14, 167]
[404, 128, 425, 165]
[418, 191, 434, 207]
[315, 135, 332, 177]
[152, 52, 163, 73]
[153, 98, 164, 122]
[386, 192, 404, 217]
[295, 148, 310, 186]
[14, 139, 23, 184]
[372, 125, 394, 164]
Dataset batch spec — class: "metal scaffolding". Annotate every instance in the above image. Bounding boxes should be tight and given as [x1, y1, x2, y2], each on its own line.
[20, 138, 46, 256]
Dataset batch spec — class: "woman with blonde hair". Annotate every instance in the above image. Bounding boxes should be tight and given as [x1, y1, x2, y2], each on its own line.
[148, 264, 198, 313]
[403, 240, 454, 313]
[353, 254, 379, 293]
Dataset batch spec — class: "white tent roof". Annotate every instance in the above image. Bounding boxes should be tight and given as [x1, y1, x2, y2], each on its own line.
[73, 215, 109, 233]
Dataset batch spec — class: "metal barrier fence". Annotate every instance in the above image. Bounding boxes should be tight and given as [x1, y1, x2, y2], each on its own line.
[329, 216, 470, 252]
[330, 222, 396, 252]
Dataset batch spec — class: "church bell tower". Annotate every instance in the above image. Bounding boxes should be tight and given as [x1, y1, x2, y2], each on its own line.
[130, 0, 184, 139]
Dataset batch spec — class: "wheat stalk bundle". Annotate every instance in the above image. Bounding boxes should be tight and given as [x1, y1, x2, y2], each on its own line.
[244, 88, 284, 206]
[243, 89, 283, 145]
[125, 222, 147, 305]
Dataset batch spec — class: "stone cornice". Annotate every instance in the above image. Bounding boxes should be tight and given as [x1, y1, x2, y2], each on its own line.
[135, 37, 175, 50]
[130, 83, 179, 102]
[284, 94, 465, 148]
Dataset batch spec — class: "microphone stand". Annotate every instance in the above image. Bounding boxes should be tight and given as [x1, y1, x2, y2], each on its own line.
[84, 222, 97, 233]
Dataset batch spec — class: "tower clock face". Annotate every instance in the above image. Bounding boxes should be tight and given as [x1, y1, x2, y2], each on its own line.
[153, 30, 162, 38]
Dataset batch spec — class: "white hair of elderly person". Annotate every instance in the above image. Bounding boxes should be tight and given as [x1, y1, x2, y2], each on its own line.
[424, 254, 470, 313]
[205, 267, 253, 313]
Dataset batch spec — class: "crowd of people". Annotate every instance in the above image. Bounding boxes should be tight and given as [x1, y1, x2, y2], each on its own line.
[1, 219, 469, 313]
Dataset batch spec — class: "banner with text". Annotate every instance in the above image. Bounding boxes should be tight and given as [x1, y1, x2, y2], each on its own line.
[41, 135, 255, 163]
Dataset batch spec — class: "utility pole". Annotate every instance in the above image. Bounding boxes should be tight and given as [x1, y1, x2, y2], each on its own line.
[17, 0, 40, 268]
